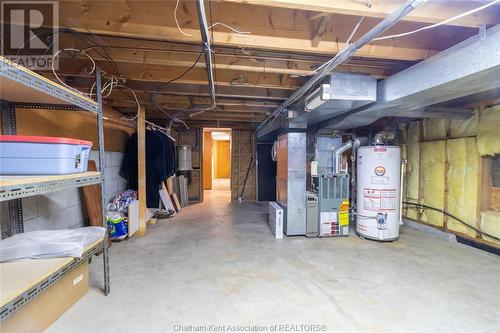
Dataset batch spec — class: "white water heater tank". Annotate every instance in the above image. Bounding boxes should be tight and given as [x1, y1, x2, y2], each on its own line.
[356, 146, 401, 241]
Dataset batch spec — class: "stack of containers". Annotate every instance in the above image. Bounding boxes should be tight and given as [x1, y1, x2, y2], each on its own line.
[0, 135, 92, 175]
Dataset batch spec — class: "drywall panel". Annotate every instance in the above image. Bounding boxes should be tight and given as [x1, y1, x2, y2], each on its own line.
[420, 140, 446, 226]
[446, 138, 479, 238]
[423, 118, 447, 141]
[450, 113, 478, 138]
[405, 121, 420, 220]
[477, 106, 500, 156]
[480, 211, 500, 246]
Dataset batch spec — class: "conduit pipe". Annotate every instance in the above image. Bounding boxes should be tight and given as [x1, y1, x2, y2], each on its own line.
[333, 139, 360, 174]
[256, 0, 428, 132]
[193, 0, 216, 114]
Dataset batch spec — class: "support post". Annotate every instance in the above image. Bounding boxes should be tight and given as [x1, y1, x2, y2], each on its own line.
[137, 105, 147, 236]
[1, 101, 24, 239]
[95, 68, 110, 295]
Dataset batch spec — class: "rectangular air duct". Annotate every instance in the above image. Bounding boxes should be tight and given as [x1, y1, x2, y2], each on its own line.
[297, 73, 377, 125]
[276, 132, 307, 236]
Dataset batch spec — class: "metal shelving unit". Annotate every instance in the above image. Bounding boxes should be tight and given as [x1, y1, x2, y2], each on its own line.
[0, 172, 103, 201]
[0, 55, 110, 320]
[0, 239, 104, 321]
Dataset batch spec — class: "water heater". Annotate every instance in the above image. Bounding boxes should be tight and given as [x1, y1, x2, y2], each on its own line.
[356, 146, 401, 241]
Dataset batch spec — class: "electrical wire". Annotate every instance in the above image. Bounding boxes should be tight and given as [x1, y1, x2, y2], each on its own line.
[175, 0, 193, 36]
[45, 32, 179, 132]
[374, 0, 500, 41]
[174, 0, 251, 38]
[116, 84, 141, 121]
[403, 201, 500, 242]
[346, 16, 365, 45]
[208, 22, 250, 34]
[158, 51, 204, 92]
[157, 105, 190, 129]
[14, 28, 64, 57]
[268, 0, 499, 119]
[51, 48, 96, 97]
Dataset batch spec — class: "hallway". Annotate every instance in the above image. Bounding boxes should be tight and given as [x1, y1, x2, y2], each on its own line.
[211, 178, 230, 192]
[47, 194, 500, 333]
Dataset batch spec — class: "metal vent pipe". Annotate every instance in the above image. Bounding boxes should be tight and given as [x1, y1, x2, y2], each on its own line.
[333, 139, 360, 174]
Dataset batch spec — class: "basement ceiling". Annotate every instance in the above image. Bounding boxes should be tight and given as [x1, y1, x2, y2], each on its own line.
[40, 0, 500, 128]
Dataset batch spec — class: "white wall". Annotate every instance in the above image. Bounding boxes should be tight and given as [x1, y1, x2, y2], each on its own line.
[22, 151, 127, 232]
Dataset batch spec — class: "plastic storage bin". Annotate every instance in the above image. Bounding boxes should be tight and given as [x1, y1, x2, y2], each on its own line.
[0, 135, 93, 175]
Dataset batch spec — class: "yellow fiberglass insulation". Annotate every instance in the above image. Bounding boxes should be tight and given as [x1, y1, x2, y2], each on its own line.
[420, 140, 446, 227]
[423, 118, 447, 141]
[480, 211, 500, 246]
[450, 112, 478, 138]
[446, 138, 478, 238]
[405, 122, 420, 220]
[477, 106, 500, 156]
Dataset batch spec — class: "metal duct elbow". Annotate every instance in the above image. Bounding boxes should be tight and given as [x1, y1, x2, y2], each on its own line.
[333, 139, 360, 174]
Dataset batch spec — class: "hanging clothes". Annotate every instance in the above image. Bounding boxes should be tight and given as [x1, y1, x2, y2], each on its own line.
[120, 130, 168, 208]
[156, 131, 176, 177]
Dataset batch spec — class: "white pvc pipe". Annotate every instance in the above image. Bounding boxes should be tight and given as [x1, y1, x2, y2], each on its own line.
[399, 159, 405, 225]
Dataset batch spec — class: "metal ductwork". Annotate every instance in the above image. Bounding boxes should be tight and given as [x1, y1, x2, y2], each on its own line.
[320, 24, 500, 130]
[293, 73, 377, 125]
[332, 139, 360, 174]
[256, 0, 428, 140]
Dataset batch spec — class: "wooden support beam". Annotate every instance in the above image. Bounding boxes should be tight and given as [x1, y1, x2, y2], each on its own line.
[190, 112, 266, 120]
[55, 59, 304, 90]
[173, 120, 257, 129]
[58, 77, 292, 101]
[311, 14, 330, 48]
[136, 105, 147, 237]
[58, 1, 446, 61]
[64, 49, 391, 78]
[106, 97, 273, 114]
[60, 34, 408, 77]
[220, 0, 500, 28]
[109, 101, 276, 113]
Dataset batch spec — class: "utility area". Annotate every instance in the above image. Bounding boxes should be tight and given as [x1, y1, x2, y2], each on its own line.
[0, 1, 499, 333]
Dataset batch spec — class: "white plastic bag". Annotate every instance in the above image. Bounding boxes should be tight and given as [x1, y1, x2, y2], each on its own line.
[0, 227, 106, 262]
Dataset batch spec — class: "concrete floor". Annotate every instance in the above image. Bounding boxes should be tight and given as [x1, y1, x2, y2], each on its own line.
[48, 191, 500, 333]
[211, 178, 231, 191]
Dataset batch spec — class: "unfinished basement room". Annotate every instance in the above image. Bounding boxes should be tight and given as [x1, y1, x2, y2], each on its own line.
[1, 1, 499, 332]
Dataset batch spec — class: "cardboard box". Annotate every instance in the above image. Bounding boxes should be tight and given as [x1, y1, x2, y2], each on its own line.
[0, 261, 89, 333]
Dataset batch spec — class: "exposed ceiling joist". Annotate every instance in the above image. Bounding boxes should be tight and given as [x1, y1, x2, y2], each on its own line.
[106, 94, 280, 109]
[220, 0, 500, 28]
[54, 60, 303, 90]
[63, 48, 392, 78]
[311, 14, 331, 48]
[54, 77, 291, 102]
[58, 1, 449, 61]
[111, 102, 272, 114]
[60, 34, 412, 77]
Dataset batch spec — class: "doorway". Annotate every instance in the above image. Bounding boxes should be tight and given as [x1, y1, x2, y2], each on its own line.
[203, 128, 232, 201]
